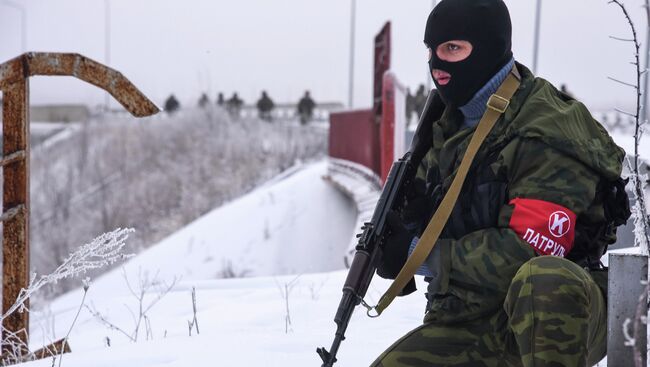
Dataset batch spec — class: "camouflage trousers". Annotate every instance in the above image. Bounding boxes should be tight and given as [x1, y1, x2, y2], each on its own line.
[371, 256, 607, 367]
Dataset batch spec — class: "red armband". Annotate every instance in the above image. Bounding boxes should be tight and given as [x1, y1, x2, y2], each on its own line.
[508, 198, 576, 257]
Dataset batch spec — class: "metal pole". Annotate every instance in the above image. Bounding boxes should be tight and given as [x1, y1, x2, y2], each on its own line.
[427, 0, 437, 91]
[2, 79, 30, 356]
[642, 0, 650, 125]
[348, 0, 356, 108]
[532, 0, 542, 74]
[20, 4, 25, 53]
[1, 0, 27, 53]
[104, 0, 111, 111]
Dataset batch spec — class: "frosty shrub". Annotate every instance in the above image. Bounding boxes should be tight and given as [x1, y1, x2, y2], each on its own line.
[275, 275, 301, 334]
[1, 228, 133, 365]
[607, 0, 650, 253]
[607, 1, 650, 366]
[4, 228, 133, 319]
[86, 268, 177, 343]
[218, 259, 251, 279]
[29, 107, 327, 299]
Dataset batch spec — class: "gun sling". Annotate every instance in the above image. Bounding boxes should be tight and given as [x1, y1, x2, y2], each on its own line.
[374, 66, 522, 316]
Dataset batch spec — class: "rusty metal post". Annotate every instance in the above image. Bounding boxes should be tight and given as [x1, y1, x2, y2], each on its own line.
[2, 78, 29, 355]
[0, 52, 159, 359]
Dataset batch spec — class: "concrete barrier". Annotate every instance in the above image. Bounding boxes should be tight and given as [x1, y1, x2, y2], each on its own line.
[608, 248, 648, 366]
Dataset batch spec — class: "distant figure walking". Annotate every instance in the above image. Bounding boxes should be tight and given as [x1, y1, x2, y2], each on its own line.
[297, 90, 316, 125]
[164, 94, 180, 115]
[413, 84, 427, 119]
[216, 92, 225, 107]
[256, 91, 275, 122]
[226, 93, 244, 118]
[560, 84, 575, 99]
[198, 93, 210, 108]
[405, 88, 416, 127]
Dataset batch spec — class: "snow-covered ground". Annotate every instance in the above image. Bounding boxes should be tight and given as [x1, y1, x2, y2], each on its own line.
[29, 271, 429, 367]
[26, 160, 418, 367]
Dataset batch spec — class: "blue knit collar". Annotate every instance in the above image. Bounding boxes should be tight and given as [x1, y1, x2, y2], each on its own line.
[459, 58, 515, 126]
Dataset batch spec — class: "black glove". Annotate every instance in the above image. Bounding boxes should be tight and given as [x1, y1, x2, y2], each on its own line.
[376, 211, 414, 280]
[402, 178, 436, 229]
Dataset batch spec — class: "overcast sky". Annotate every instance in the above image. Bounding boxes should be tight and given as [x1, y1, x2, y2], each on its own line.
[0, 0, 647, 112]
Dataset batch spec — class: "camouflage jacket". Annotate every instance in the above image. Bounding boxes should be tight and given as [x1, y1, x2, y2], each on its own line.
[414, 63, 625, 324]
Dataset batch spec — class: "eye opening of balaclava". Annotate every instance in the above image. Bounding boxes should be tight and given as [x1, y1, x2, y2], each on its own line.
[424, 0, 513, 108]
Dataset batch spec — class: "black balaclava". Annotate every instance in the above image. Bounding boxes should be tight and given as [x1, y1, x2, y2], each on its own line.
[424, 0, 512, 107]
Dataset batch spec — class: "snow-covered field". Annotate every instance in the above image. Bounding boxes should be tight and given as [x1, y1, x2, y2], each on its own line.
[29, 271, 429, 367]
[25, 160, 427, 367]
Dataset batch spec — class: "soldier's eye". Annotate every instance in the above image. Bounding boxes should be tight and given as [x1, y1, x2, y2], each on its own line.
[435, 40, 473, 62]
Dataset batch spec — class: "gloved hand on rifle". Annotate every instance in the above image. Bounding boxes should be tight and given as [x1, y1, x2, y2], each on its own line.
[377, 178, 433, 279]
[376, 177, 447, 295]
[377, 210, 417, 279]
[376, 210, 419, 296]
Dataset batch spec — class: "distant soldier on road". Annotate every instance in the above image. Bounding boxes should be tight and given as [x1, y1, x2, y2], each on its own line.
[256, 91, 275, 122]
[164, 94, 180, 115]
[226, 92, 244, 118]
[216, 92, 225, 107]
[198, 93, 210, 109]
[297, 90, 316, 125]
[405, 87, 416, 127]
[560, 83, 575, 99]
[413, 84, 428, 119]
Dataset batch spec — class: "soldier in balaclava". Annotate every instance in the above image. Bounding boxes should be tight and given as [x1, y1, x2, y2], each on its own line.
[371, 0, 629, 366]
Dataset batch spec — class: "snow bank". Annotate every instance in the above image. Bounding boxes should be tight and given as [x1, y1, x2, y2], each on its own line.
[24, 160, 427, 367]
[50, 161, 356, 305]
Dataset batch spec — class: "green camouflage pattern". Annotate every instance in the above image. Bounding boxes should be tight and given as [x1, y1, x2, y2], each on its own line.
[374, 63, 622, 366]
[505, 257, 607, 367]
[371, 257, 607, 367]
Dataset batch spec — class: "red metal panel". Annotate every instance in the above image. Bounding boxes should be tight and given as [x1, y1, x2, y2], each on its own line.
[329, 109, 380, 176]
[380, 72, 407, 182]
[380, 74, 395, 182]
[373, 22, 391, 118]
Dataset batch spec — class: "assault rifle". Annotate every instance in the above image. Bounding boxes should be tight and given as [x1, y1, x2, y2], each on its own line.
[317, 91, 444, 367]
[316, 153, 416, 367]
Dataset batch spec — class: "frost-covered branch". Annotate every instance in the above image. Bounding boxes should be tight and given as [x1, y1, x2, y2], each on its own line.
[56, 280, 89, 367]
[88, 270, 177, 343]
[0, 229, 133, 364]
[616, 108, 637, 118]
[275, 275, 301, 334]
[608, 76, 640, 89]
[1, 228, 134, 321]
[610, 35, 636, 42]
[187, 287, 199, 336]
[85, 304, 135, 342]
[609, 3, 650, 366]
[609, 0, 650, 254]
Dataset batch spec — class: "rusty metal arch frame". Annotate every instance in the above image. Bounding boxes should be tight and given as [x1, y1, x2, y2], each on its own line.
[0, 52, 159, 357]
